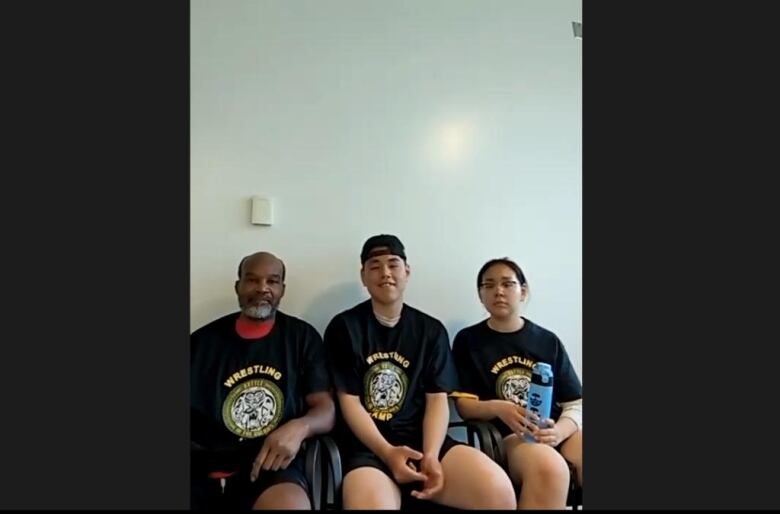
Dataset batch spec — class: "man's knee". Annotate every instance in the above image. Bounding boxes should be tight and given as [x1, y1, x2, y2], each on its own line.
[252, 482, 311, 510]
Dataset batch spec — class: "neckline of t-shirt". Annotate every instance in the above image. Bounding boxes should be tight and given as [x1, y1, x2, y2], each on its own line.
[370, 302, 405, 328]
[483, 316, 529, 336]
[234, 314, 276, 340]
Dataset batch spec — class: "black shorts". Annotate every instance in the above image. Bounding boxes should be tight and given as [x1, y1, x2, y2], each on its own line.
[191, 450, 309, 511]
[341, 434, 464, 496]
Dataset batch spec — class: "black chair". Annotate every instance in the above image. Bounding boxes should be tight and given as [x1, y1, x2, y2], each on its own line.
[567, 463, 582, 510]
[304, 434, 342, 510]
[447, 419, 503, 461]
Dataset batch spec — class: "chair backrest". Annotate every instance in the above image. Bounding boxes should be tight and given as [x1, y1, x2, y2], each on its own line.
[307, 435, 342, 510]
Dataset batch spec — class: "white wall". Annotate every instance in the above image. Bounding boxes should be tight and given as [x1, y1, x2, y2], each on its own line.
[191, 0, 582, 377]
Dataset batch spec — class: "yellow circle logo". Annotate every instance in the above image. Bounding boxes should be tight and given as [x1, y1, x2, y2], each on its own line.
[222, 378, 284, 438]
[364, 362, 408, 416]
[496, 368, 531, 407]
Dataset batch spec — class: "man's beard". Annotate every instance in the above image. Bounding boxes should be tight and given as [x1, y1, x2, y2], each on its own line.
[242, 301, 275, 320]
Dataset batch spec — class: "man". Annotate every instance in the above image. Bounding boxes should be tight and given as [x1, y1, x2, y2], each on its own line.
[324, 235, 516, 509]
[191, 252, 335, 510]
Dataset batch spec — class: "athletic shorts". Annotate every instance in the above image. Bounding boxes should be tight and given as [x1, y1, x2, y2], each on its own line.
[191, 450, 309, 510]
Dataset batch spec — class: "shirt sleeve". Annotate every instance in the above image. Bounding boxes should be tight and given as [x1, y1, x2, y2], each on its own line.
[450, 330, 481, 399]
[324, 315, 363, 395]
[559, 398, 583, 429]
[300, 323, 331, 394]
[423, 321, 459, 393]
[552, 335, 582, 403]
[190, 329, 226, 452]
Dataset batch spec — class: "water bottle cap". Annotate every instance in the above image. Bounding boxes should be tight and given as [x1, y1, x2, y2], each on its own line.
[532, 362, 554, 381]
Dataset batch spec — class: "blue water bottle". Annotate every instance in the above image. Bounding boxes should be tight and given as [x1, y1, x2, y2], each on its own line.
[524, 362, 554, 443]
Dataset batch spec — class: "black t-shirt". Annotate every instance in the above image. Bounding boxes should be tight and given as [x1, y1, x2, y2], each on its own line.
[324, 300, 458, 447]
[190, 311, 330, 471]
[452, 318, 582, 437]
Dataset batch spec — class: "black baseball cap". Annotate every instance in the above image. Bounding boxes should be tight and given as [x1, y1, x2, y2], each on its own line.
[360, 234, 407, 264]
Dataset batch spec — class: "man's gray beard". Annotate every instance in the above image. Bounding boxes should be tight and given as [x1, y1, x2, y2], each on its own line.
[243, 303, 274, 320]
